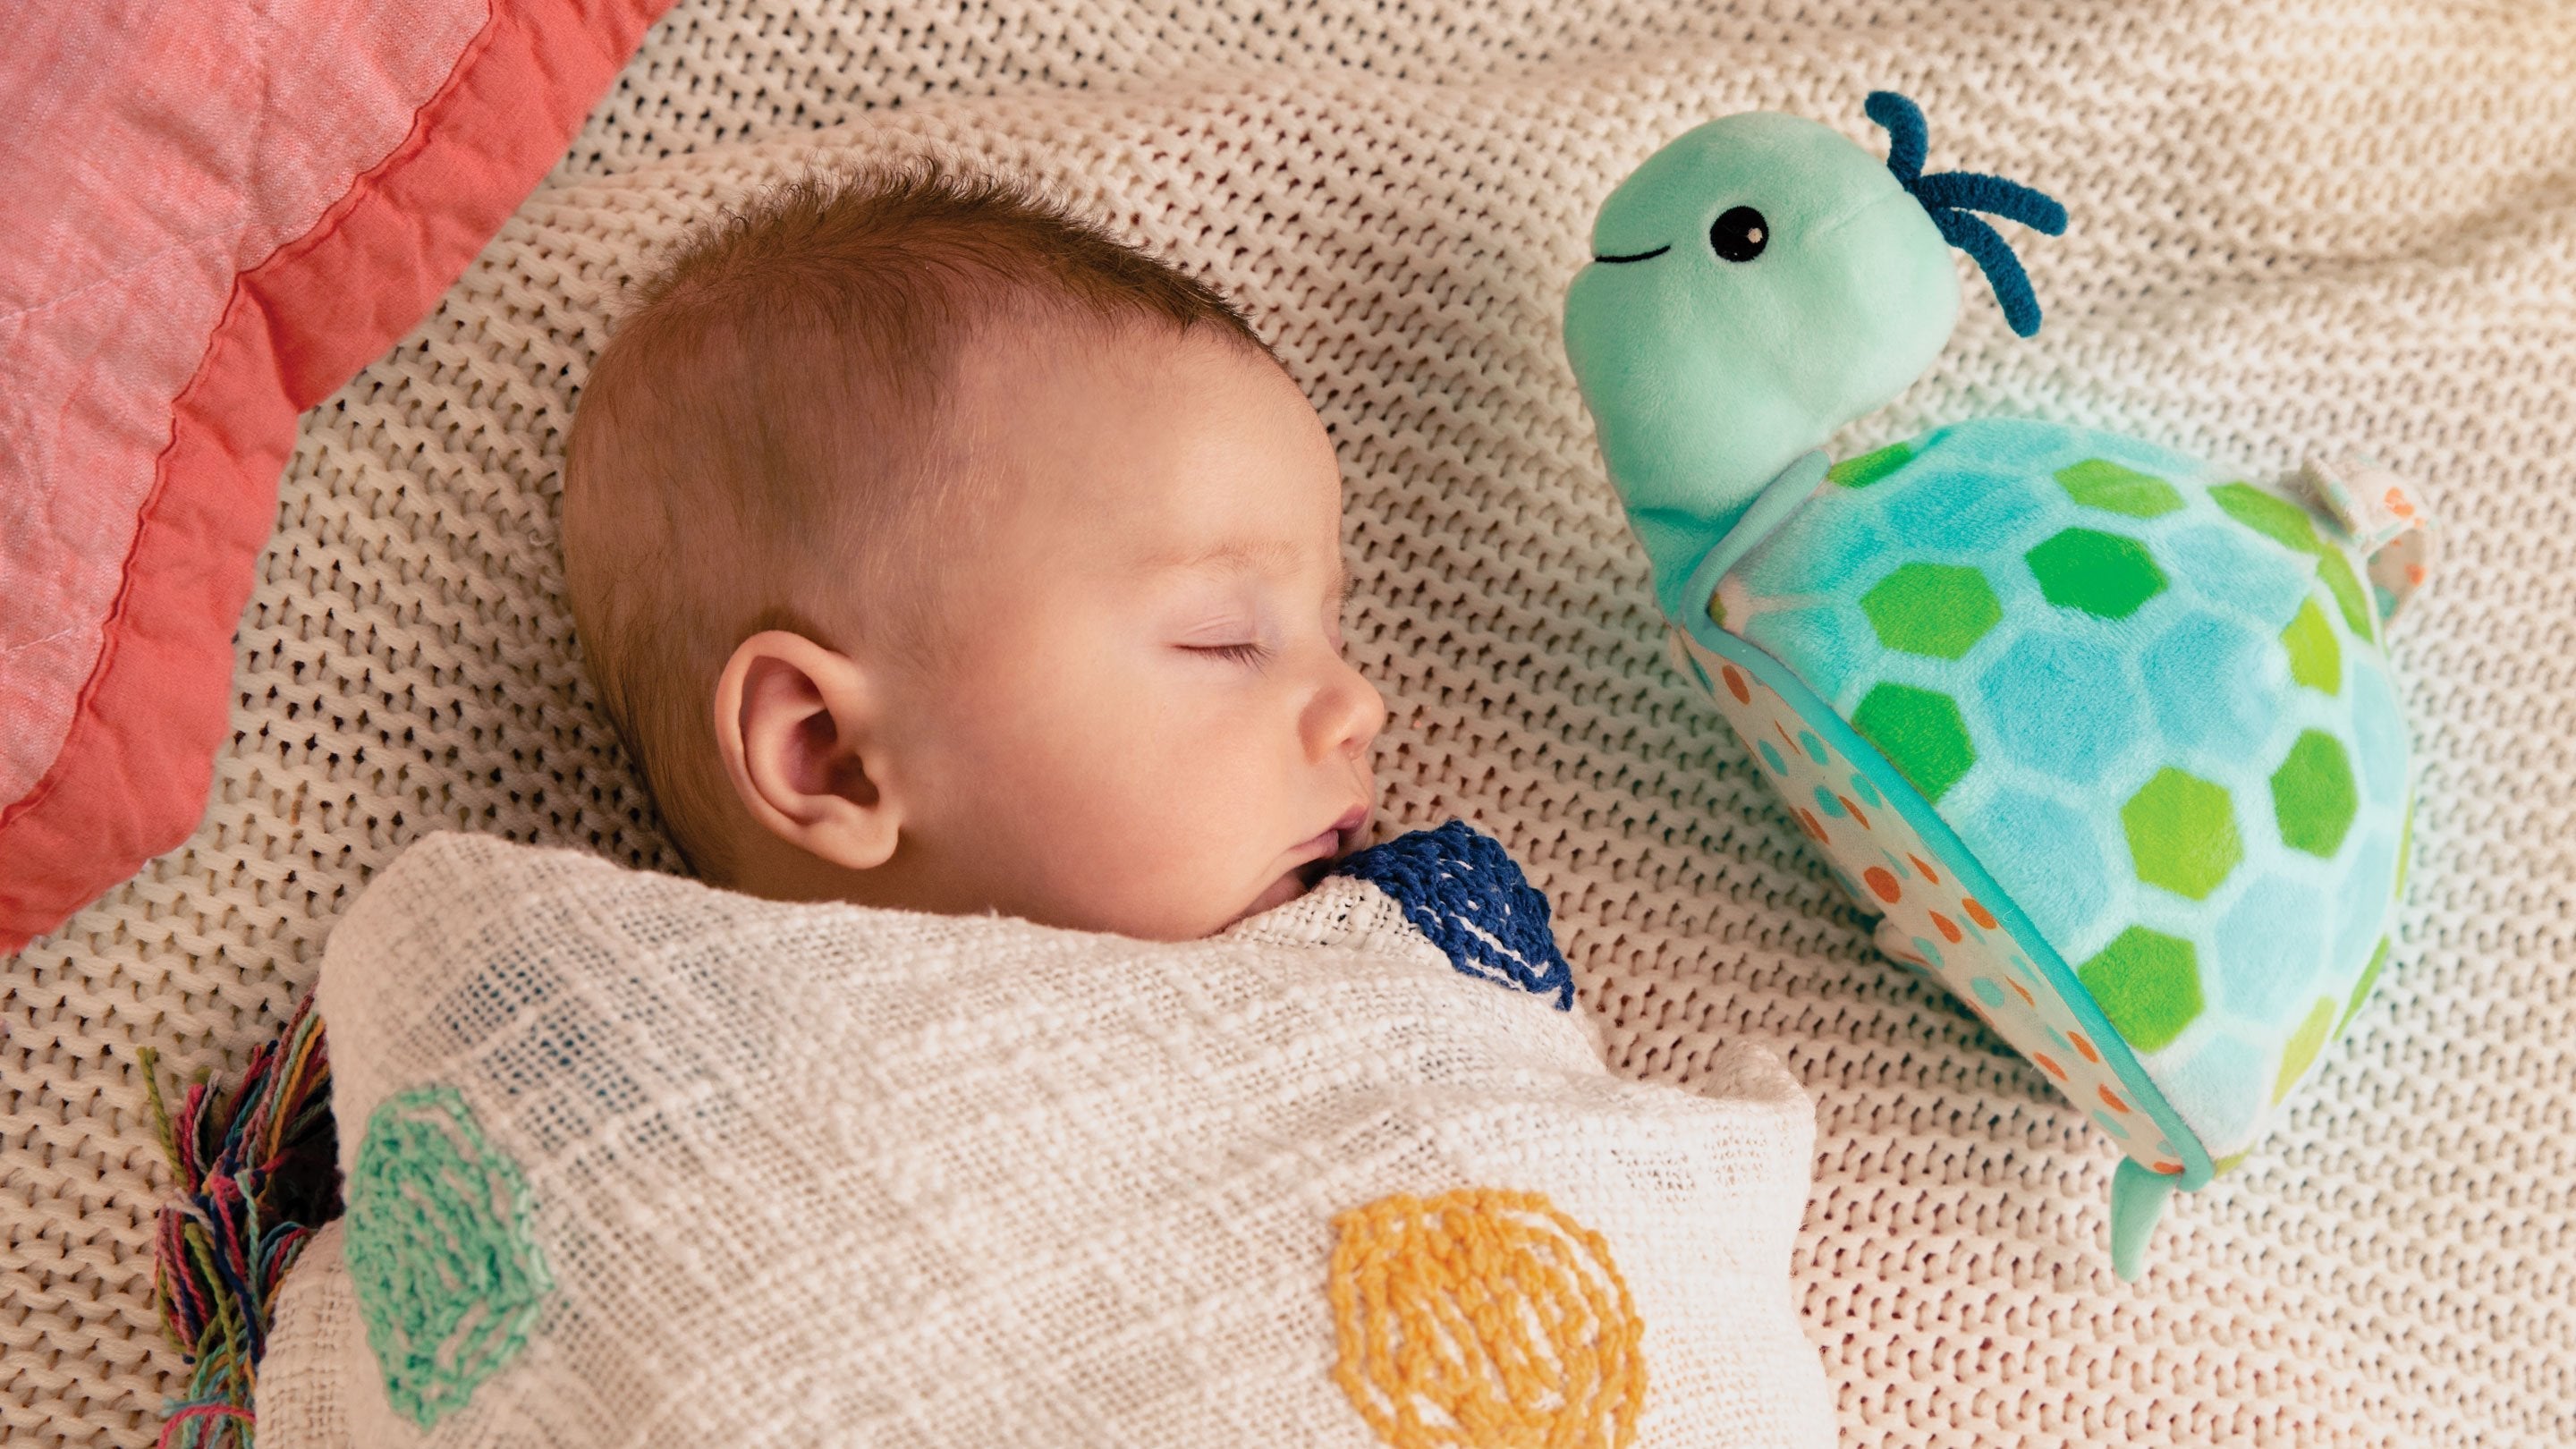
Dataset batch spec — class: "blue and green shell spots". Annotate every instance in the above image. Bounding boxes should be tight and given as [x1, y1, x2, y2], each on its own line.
[343, 1084, 551, 1428]
[1717, 419, 2411, 1159]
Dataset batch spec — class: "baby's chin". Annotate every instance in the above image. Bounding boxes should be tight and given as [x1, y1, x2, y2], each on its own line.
[1234, 867, 1315, 923]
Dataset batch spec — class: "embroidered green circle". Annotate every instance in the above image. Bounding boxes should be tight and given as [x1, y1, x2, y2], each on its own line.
[343, 1084, 551, 1428]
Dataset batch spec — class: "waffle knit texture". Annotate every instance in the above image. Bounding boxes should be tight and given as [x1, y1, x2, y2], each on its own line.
[246, 829, 1829, 1446]
[7, 2, 2572, 1445]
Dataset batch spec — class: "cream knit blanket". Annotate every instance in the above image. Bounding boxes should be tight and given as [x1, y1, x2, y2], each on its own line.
[9, 3, 2572, 1445]
[251, 827, 1832, 1447]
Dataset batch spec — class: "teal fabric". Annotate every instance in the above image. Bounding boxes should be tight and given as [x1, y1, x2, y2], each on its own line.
[1713, 419, 2411, 1160]
[1681, 449, 1829, 616]
[1562, 110, 1961, 621]
[2109, 1157, 2178, 1283]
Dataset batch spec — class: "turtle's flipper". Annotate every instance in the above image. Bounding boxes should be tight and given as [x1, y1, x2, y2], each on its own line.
[2109, 1157, 2176, 1282]
[2298, 452, 2435, 623]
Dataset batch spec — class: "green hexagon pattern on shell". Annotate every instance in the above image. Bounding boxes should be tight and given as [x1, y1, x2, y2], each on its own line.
[1863, 562, 2002, 658]
[1711, 419, 2412, 1167]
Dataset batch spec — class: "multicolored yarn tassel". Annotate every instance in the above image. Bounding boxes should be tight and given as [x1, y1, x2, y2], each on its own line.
[140, 993, 339, 1448]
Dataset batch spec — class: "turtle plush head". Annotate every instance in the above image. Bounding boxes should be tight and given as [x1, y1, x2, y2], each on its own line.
[1563, 92, 2066, 614]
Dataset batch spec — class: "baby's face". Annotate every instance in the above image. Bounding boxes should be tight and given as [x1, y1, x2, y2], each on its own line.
[864, 322, 1384, 940]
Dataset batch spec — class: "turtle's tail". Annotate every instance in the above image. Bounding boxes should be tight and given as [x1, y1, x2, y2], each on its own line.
[2108, 1157, 2176, 1282]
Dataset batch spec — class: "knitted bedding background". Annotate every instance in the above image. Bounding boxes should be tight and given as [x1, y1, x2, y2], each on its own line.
[6, 1, 2572, 1445]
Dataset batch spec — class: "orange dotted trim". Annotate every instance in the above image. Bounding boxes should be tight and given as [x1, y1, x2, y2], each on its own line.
[1962, 897, 1997, 930]
[1863, 867, 1902, 903]
[1328, 1189, 1647, 1449]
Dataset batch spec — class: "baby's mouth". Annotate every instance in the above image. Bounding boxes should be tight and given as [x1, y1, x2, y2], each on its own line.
[1293, 804, 1373, 883]
[1232, 807, 1377, 927]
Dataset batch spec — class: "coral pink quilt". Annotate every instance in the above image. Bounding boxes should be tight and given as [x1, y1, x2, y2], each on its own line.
[1, 0, 669, 953]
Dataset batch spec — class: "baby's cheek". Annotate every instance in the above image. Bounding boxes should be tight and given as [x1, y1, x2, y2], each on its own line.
[1089, 751, 1246, 866]
[1068, 744, 1273, 915]
[953, 643, 1283, 931]
[1039, 808, 1255, 942]
[984, 723, 1170, 849]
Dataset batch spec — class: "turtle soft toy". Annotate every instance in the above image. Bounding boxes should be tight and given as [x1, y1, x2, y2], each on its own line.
[1561, 90, 2427, 1279]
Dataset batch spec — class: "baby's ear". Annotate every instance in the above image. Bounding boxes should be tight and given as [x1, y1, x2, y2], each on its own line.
[712, 631, 900, 871]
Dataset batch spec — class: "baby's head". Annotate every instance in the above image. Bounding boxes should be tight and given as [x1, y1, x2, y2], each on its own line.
[563, 165, 1385, 940]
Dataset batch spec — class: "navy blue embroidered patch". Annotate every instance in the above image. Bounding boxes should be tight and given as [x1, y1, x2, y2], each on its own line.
[1331, 820, 1574, 1009]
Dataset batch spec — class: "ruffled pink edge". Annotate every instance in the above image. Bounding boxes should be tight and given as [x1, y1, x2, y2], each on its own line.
[0, 0, 671, 954]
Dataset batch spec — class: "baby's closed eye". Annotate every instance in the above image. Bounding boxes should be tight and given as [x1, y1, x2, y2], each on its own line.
[1181, 640, 1271, 666]
[1169, 606, 1270, 664]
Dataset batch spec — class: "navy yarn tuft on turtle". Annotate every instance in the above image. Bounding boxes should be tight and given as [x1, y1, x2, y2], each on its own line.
[1862, 90, 2066, 338]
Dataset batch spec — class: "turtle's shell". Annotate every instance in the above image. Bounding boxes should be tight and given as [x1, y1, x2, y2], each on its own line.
[1676, 418, 2412, 1183]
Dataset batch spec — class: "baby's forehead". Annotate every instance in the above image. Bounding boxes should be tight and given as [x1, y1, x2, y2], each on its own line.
[944, 300, 1216, 395]
[941, 317, 1344, 572]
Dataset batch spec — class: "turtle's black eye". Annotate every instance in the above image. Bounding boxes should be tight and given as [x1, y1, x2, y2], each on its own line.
[1709, 206, 1769, 263]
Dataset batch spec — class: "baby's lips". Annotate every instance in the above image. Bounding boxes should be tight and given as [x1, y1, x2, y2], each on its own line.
[1328, 817, 1365, 860]
[1292, 808, 1369, 885]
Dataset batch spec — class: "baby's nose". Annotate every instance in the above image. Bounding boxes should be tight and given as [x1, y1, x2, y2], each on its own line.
[1310, 657, 1388, 760]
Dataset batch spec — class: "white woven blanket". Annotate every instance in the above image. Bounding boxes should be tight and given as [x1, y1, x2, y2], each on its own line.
[252, 827, 1831, 1447]
[9, 2, 2572, 1445]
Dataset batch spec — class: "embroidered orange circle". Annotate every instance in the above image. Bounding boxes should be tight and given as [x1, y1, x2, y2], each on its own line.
[1328, 1189, 1646, 1449]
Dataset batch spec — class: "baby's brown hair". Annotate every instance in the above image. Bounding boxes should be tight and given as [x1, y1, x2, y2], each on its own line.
[562, 161, 1274, 880]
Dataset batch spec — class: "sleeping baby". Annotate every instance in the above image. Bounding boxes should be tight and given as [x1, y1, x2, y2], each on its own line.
[242, 165, 1835, 1448]
[561, 163, 1385, 940]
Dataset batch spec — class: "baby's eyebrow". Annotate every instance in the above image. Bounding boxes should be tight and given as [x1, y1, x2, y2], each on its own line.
[1154, 536, 1298, 570]
[1147, 538, 1308, 575]
[1144, 540, 1355, 606]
